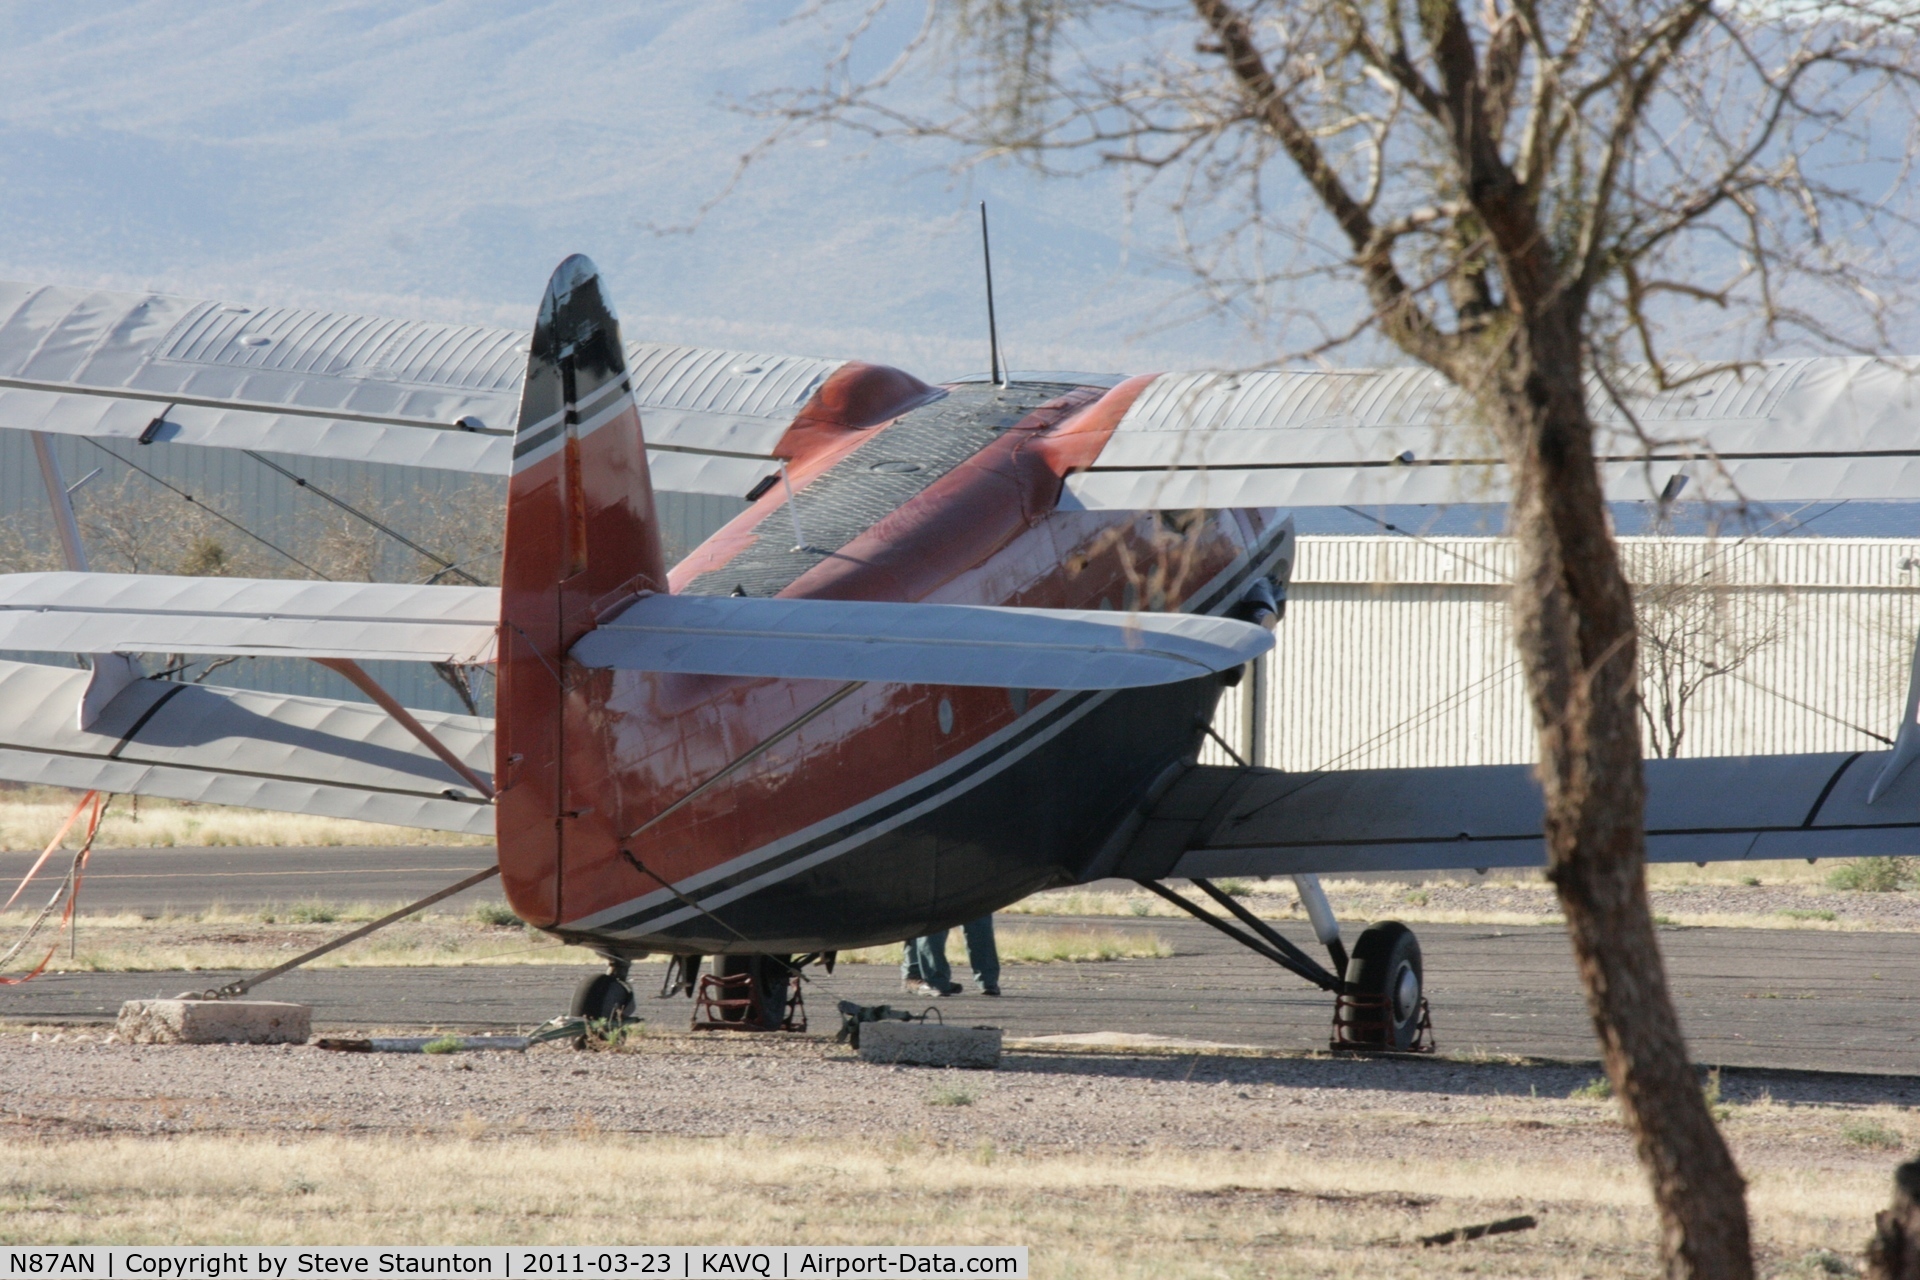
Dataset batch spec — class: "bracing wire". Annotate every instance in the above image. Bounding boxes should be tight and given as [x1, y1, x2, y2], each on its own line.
[242, 450, 484, 586]
[85, 440, 330, 579]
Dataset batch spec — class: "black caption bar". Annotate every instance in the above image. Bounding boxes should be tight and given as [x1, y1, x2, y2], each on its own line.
[0, 1249, 1027, 1280]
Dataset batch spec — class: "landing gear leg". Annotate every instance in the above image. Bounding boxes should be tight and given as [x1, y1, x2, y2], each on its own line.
[571, 956, 637, 1024]
[1290, 874, 1349, 978]
[660, 954, 702, 998]
[1136, 876, 1431, 1053]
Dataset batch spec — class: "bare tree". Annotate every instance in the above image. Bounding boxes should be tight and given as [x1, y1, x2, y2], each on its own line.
[740, 2, 1920, 1272]
[75, 474, 271, 578]
[1631, 539, 1785, 758]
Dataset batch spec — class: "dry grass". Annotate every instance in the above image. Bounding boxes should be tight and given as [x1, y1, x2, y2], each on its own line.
[840, 925, 1174, 966]
[0, 903, 606, 972]
[0, 1131, 1883, 1275]
[0, 912, 1174, 974]
[1007, 860, 1912, 931]
[1644, 860, 1836, 889]
[0, 788, 491, 851]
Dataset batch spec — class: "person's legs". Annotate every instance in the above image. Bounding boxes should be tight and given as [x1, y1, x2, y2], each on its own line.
[910, 931, 957, 992]
[901, 937, 923, 988]
[962, 915, 1000, 994]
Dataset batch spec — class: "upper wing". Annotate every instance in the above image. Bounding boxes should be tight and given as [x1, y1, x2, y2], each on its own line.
[0, 282, 842, 495]
[0, 573, 499, 664]
[1066, 358, 1920, 510]
[1111, 752, 1920, 879]
[0, 658, 493, 834]
[573, 593, 1273, 689]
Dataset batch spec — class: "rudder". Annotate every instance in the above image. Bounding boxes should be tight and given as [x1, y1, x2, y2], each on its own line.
[495, 255, 667, 925]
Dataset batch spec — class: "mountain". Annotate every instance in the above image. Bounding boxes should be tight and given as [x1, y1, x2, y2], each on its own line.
[0, 1, 1296, 377]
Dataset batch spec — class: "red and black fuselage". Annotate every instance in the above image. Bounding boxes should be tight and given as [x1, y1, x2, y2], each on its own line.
[494, 259, 1291, 956]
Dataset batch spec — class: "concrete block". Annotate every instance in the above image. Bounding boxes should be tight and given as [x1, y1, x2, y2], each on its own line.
[116, 999, 311, 1045]
[858, 1021, 1002, 1068]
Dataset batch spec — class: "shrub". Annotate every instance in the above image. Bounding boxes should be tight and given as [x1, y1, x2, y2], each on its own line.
[1828, 857, 1914, 892]
[1843, 1119, 1903, 1149]
[1569, 1076, 1612, 1101]
[470, 902, 523, 928]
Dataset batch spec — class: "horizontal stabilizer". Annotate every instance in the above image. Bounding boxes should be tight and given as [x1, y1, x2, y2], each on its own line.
[572, 593, 1272, 689]
[0, 658, 493, 834]
[0, 573, 499, 664]
[1117, 752, 1920, 879]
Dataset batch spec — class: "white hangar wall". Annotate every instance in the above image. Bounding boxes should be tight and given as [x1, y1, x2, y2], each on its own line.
[1206, 535, 1920, 771]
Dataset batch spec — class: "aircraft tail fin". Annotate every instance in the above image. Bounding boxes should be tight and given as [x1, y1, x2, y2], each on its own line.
[496, 255, 667, 923]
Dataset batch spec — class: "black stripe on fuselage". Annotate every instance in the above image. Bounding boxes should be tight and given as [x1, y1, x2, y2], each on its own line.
[580, 673, 1223, 953]
[578, 513, 1293, 941]
[592, 685, 1105, 937]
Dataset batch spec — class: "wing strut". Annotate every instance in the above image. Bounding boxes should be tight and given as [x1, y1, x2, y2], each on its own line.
[314, 658, 495, 801]
[31, 432, 140, 728]
[1134, 878, 1341, 991]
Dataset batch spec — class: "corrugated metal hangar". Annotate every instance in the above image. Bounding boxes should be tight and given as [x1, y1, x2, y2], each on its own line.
[2, 411, 1913, 770]
[1208, 535, 1920, 771]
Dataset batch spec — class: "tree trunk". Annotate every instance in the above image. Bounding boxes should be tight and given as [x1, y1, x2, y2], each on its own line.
[1495, 321, 1753, 1279]
[1867, 1159, 1920, 1279]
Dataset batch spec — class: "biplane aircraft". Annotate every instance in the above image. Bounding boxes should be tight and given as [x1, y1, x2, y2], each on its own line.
[3, 254, 1920, 1047]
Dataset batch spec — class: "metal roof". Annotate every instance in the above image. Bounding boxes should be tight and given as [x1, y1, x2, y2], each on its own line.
[0, 282, 846, 492]
[1067, 358, 1920, 510]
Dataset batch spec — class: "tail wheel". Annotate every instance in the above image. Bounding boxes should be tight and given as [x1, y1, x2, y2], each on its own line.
[571, 973, 636, 1024]
[1344, 921, 1426, 1050]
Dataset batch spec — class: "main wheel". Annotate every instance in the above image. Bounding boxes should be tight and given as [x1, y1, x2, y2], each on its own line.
[716, 955, 792, 1029]
[1346, 921, 1424, 1050]
[571, 972, 636, 1024]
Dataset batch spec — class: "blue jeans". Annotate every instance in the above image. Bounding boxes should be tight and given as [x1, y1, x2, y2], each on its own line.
[902, 916, 1000, 990]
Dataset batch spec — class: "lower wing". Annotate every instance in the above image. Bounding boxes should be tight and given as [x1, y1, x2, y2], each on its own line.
[1115, 752, 1920, 879]
[0, 659, 493, 834]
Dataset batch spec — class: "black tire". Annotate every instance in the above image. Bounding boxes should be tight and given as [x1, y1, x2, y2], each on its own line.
[571, 973, 636, 1024]
[716, 955, 754, 1024]
[1345, 921, 1424, 1050]
[716, 954, 792, 1029]
[756, 955, 792, 1030]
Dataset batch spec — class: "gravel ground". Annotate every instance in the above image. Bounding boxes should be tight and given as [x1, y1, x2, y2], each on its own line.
[3, 1029, 1916, 1174]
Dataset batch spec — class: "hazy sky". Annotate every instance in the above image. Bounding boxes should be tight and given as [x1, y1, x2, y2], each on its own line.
[0, 1, 1298, 379]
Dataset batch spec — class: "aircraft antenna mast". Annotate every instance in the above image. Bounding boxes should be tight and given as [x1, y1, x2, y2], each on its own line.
[980, 202, 1004, 388]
